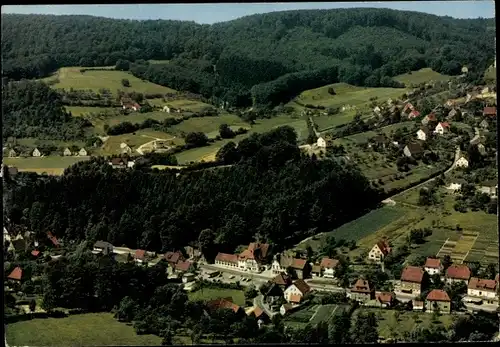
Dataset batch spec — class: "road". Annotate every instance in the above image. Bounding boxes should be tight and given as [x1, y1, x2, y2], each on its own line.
[136, 135, 176, 155]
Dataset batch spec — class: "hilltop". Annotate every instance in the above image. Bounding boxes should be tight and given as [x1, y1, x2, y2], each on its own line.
[2, 9, 495, 107]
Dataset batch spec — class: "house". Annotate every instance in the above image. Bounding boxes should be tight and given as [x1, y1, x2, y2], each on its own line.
[311, 264, 322, 277]
[408, 110, 421, 119]
[416, 128, 430, 141]
[421, 113, 437, 126]
[123, 102, 141, 112]
[447, 109, 458, 121]
[280, 303, 295, 316]
[373, 106, 381, 115]
[47, 232, 60, 248]
[445, 264, 471, 284]
[182, 272, 196, 284]
[320, 257, 339, 278]
[412, 300, 424, 311]
[120, 143, 133, 154]
[368, 240, 391, 263]
[375, 291, 395, 308]
[163, 106, 171, 113]
[467, 277, 498, 305]
[369, 134, 391, 149]
[424, 258, 443, 276]
[483, 106, 496, 117]
[184, 246, 201, 260]
[238, 242, 270, 273]
[479, 119, 490, 130]
[164, 251, 185, 267]
[215, 252, 239, 269]
[274, 254, 310, 279]
[283, 279, 311, 304]
[317, 136, 332, 149]
[426, 289, 451, 314]
[8, 149, 17, 157]
[206, 298, 241, 314]
[400, 266, 425, 296]
[265, 283, 284, 305]
[32, 148, 41, 157]
[478, 184, 498, 198]
[7, 266, 23, 282]
[109, 157, 135, 169]
[455, 156, 469, 168]
[174, 260, 194, 274]
[402, 103, 415, 114]
[434, 122, 450, 135]
[477, 144, 487, 156]
[403, 142, 424, 158]
[78, 148, 88, 156]
[271, 272, 293, 290]
[134, 249, 147, 264]
[92, 240, 114, 255]
[349, 279, 374, 303]
[63, 148, 72, 156]
[31, 250, 41, 258]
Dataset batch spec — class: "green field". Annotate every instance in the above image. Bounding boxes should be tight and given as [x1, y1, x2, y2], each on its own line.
[170, 114, 249, 136]
[65, 106, 118, 117]
[5, 313, 161, 346]
[187, 288, 246, 306]
[393, 68, 451, 86]
[3, 156, 90, 175]
[42, 67, 176, 94]
[333, 122, 415, 145]
[12, 137, 87, 152]
[309, 304, 349, 325]
[484, 65, 497, 83]
[99, 129, 181, 156]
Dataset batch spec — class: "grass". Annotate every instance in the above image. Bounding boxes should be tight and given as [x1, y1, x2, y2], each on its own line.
[309, 304, 348, 325]
[13, 138, 87, 151]
[98, 129, 181, 156]
[5, 313, 161, 346]
[3, 156, 90, 175]
[483, 65, 496, 83]
[65, 106, 117, 117]
[42, 67, 176, 95]
[187, 288, 246, 307]
[170, 114, 249, 136]
[393, 68, 452, 86]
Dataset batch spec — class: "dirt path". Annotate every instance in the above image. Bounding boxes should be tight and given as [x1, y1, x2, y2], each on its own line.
[136, 135, 176, 155]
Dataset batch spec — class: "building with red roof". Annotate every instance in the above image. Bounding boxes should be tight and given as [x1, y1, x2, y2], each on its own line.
[375, 291, 395, 308]
[271, 272, 293, 289]
[424, 258, 443, 276]
[319, 257, 339, 278]
[206, 298, 241, 314]
[408, 110, 421, 119]
[31, 250, 41, 257]
[350, 278, 375, 303]
[237, 242, 270, 273]
[483, 106, 496, 117]
[164, 251, 185, 267]
[400, 266, 426, 295]
[215, 252, 239, 269]
[284, 279, 311, 304]
[368, 239, 392, 263]
[426, 289, 451, 314]
[445, 264, 471, 284]
[134, 249, 146, 263]
[434, 122, 451, 135]
[173, 260, 194, 273]
[467, 277, 498, 305]
[7, 266, 23, 281]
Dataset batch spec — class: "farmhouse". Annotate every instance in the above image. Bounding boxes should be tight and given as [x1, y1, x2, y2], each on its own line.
[403, 142, 424, 158]
[416, 128, 430, 141]
[349, 278, 374, 303]
[109, 157, 135, 169]
[426, 289, 451, 314]
[480, 119, 490, 130]
[120, 143, 133, 154]
[134, 249, 147, 264]
[32, 148, 41, 157]
[92, 240, 114, 255]
[408, 110, 421, 119]
[421, 113, 437, 126]
[77, 148, 87, 156]
[265, 283, 284, 305]
[375, 291, 395, 308]
[434, 122, 450, 135]
[368, 240, 391, 263]
[164, 251, 185, 267]
[238, 242, 270, 273]
[319, 257, 339, 278]
[445, 264, 471, 284]
[483, 106, 496, 117]
[283, 279, 311, 304]
[206, 298, 241, 314]
[424, 258, 443, 276]
[215, 252, 239, 269]
[455, 156, 469, 168]
[271, 272, 293, 290]
[63, 148, 72, 156]
[317, 136, 333, 149]
[400, 266, 425, 296]
[466, 277, 498, 304]
[273, 254, 310, 279]
[8, 149, 17, 157]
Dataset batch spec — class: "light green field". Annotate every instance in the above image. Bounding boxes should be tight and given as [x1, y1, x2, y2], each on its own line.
[65, 106, 118, 117]
[187, 288, 245, 306]
[42, 67, 176, 94]
[6, 313, 161, 346]
[332, 122, 414, 144]
[170, 114, 249, 135]
[393, 68, 451, 86]
[3, 156, 90, 175]
[484, 65, 497, 83]
[309, 304, 349, 325]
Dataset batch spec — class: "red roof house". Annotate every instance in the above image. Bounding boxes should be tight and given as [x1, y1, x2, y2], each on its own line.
[31, 250, 41, 257]
[7, 266, 23, 281]
[320, 257, 339, 269]
[445, 264, 471, 282]
[272, 272, 293, 287]
[174, 260, 193, 273]
[164, 251, 184, 265]
[134, 249, 146, 261]
[215, 252, 239, 265]
[408, 110, 421, 119]
[426, 289, 451, 302]
[483, 106, 496, 117]
[468, 277, 497, 292]
[401, 266, 425, 283]
[424, 258, 441, 269]
[206, 298, 240, 314]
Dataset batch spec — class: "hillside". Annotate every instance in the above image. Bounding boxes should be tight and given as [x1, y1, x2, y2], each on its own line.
[1, 9, 495, 107]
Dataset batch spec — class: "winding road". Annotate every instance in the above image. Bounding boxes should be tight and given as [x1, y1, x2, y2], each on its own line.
[136, 135, 176, 155]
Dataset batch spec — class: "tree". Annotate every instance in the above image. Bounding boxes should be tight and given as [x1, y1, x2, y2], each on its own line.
[185, 132, 209, 148]
[29, 299, 36, 313]
[219, 124, 235, 139]
[115, 59, 130, 71]
[115, 296, 139, 322]
[328, 311, 351, 344]
[350, 312, 378, 343]
[121, 79, 131, 87]
[245, 285, 258, 301]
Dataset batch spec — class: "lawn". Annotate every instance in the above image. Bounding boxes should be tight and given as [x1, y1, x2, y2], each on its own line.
[309, 304, 349, 325]
[42, 67, 176, 95]
[355, 308, 455, 340]
[187, 288, 245, 306]
[5, 313, 161, 346]
[3, 156, 90, 175]
[393, 68, 451, 86]
[284, 305, 317, 329]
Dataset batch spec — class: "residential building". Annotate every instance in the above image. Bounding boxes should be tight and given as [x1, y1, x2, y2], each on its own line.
[78, 148, 88, 156]
[375, 291, 395, 308]
[445, 264, 471, 284]
[7, 266, 23, 282]
[426, 289, 451, 314]
[32, 148, 41, 157]
[350, 279, 374, 303]
[8, 149, 17, 157]
[173, 260, 194, 274]
[416, 128, 430, 141]
[480, 119, 490, 130]
[280, 303, 295, 316]
[421, 113, 437, 126]
[424, 258, 443, 276]
[273, 254, 310, 279]
[320, 257, 339, 278]
[402, 103, 415, 114]
[447, 109, 458, 121]
[120, 142, 132, 154]
[479, 185, 498, 198]
[477, 144, 487, 156]
[265, 283, 284, 305]
[369, 134, 390, 149]
[92, 241, 114, 255]
[109, 157, 135, 169]
[206, 298, 241, 314]
[31, 250, 41, 258]
[238, 242, 270, 273]
[483, 106, 496, 117]
[182, 273, 196, 284]
[311, 264, 322, 277]
[403, 142, 424, 158]
[317, 136, 332, 149]
[408, 110, 420, 119]
[215, 252, 239, 269]
[400, 266, 425, 296]
[368, 240, 392, 263]
[164, 251, 185, 267]
[434, 122, 450, 135]
[284, 279, 311, 304]
[412, 300, 424, 311]
[455, 156, 469, 168]
[271, 272, 293, 290]
[134, 249, 146, 264]
[248, 306, 270, 326]
[162, 106, 171, 113]
[467, 277, 498, 304]
[63, 148, 72, 156]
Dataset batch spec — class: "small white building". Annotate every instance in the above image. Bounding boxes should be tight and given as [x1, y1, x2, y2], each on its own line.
[283, 279, 311, 304]
[424, 258, 443, 276]
[455, 156, 469, 168]
[467, 277, 498, 304]
[163, 106, 171, 113]
[32, 148, 41, 157]
[434, 122, 450, 135]
[416, 129, 429, 141]
[368, 240, 391, 263]
[78, 148, 87, 156]
[320, 257, 339, 279]
[479, 119, 489, 130]
[373, 106, 381, 115]
[446, 183, 462, 192]
[477, 144, 487, 156]
[317, 136, 330, 148]
[63, 148, 72, 156]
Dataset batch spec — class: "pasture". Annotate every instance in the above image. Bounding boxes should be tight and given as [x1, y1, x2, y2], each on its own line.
[3, 156, 90, 175]
[5, 313, 161, 346]
[65, 106, 117, 117]
[393, 68, 451, 86]
[42, 67, 176, 95]
[187, 288, 245, 307]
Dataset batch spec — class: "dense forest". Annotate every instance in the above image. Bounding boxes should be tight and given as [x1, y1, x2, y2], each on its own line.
[1, 80, 91, 140]
[3, 127, 380, 258]
[2, 9, 495, 107]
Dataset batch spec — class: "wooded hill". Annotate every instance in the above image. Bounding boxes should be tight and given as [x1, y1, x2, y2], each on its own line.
[2, 9, 495, 107]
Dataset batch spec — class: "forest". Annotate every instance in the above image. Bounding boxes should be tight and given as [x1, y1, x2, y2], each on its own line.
[3, 127, 381, 259]
[2, 9, 495, 107]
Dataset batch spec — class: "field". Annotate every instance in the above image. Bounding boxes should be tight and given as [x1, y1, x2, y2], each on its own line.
[99, 129, 181, 156]
[483, 65, 497, 83]
[393, 68, 451, 86]
[187, 288, 246, 306]
[3, 156, 90, 175]
[170, 113, 249, 136]
[13, 137, 87, 152]
[309, 304, 349, 325]
[42, 67, 176, 94]
[5, 313, 161, 346]
[65, 106, 117, 117]
[354, 308, 455, 340]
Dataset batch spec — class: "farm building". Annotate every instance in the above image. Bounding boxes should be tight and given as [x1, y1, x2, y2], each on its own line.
[455, 156, 469, 168]
[63, 148, 72, 156]
[368, 240, 391, 263]
[426, 289, 451, 314]
[77, 148, 88, 156]
[403, 142, 424, 158]
[434, 122, 450, 135]
[32, 148, 41, 157]
[416, 128, 430, 141]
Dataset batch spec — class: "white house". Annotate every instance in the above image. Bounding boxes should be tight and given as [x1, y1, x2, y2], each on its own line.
[78, 148, 87, 156]
[283, 279, 311, 304]
[477, 143, 486, 156]
[446, 183, 462, 192]
[467, 277, 498, 305]
[320, 257, 339, 279]
[237, 243, 269, 273]
[163, 106, 171, 113]
[461, 66, 469, 75]
[32, 148, 41, 157]
[480, 119, 489, 130]
[373, 106, 381, 115]
[368, 240, 391, 263]
[424, 258, 443, 276]
[416, 128, 430, 141]
[215, 252, 239, 269]
[317, 137, 331, 148]
[63, 148, 72, 156]
[434, 122, 450, 135]
[455, 156, 469, 168]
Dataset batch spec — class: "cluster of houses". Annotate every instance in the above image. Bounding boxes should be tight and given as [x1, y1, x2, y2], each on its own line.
[121, 98, 141, 112]
[215, 243, 271, 273]
[5, 147, 90, 158]
[108, 156, 135, 169]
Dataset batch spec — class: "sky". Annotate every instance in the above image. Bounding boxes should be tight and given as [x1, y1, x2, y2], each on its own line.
[1, 2, 495, 24]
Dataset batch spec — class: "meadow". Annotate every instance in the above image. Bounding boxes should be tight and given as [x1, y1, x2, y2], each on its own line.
[3, 156, 90, 175]
[5, 313, 161, 346]
[309, 304, 349, 325]
[187, 288, 246, 307]
[393, 68, 451, 86]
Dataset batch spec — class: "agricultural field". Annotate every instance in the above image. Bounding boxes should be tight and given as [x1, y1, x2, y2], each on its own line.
[283, 305, 318, 329]
[148, 98, 214, 113]
[41, 67, 176, 95]
[308, 304, 349, 325]
[332, 122, 415, 145]
[187, 288, 245, 307]
[3, 156, 90, 175]
[65, 106, 117, 117]
[393, 68, 452, 86]
[11, 137, 87, 152]
[170, 113, 249, 137]
[5, 313, 161, 346]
